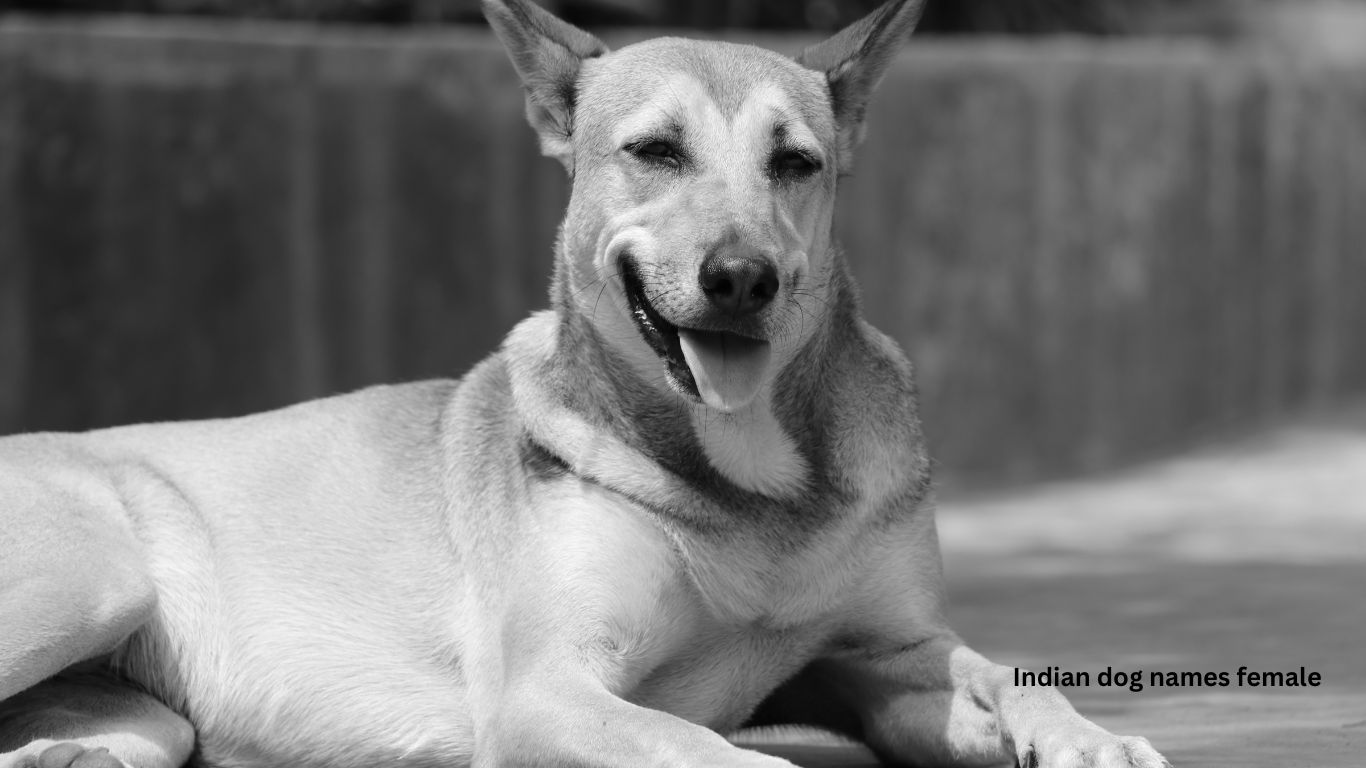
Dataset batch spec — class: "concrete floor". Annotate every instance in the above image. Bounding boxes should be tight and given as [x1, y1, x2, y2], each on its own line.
[734, 407, 1366, 767]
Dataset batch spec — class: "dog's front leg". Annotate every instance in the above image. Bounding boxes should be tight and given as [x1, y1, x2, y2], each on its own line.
[806, 635, 1168, 768]
[476, 673, 796, 768]
[463, 486, 800, 768]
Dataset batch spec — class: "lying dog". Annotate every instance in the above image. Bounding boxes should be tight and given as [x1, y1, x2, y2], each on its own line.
[0, 1, 1170, 766]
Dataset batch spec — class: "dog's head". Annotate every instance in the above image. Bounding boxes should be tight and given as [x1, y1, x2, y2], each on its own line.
[485, 0, 923, 414]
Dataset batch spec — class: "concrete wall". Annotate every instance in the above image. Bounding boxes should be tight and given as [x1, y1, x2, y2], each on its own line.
[2, 19, 1364, 485]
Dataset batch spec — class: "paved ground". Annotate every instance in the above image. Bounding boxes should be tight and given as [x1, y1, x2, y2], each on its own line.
[733, 406, 1366, 767]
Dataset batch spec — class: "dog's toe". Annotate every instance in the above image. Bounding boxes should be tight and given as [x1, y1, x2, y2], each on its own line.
[36, 743, 85, 768]
[1119, 736, 1169, 768]
[35, 744, 123, 768]
[1025, 729, 1169, 768]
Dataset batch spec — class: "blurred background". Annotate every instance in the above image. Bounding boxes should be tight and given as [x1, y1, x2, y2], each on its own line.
[1, 2, 1365, 765]
[3, 0, 1365, 488]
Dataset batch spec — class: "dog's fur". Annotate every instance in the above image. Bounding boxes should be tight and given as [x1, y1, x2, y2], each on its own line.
[0, 2, 1170, 767]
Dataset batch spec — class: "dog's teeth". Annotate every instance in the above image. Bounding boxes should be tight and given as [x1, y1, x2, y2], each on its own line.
[677, 330, 771, 412]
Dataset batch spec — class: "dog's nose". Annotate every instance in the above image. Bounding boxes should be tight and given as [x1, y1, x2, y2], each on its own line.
[699, 250, 780, 316]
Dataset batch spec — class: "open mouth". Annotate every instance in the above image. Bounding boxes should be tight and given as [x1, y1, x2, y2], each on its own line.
[620, 257, 697, 398]
[620, 257, 773, 412]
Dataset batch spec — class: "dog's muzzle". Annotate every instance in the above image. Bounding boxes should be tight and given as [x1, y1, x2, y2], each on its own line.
[620, 256, 773, 412]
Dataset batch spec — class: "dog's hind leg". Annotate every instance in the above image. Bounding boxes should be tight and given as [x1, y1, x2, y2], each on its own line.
[1, 446, 169, 767]
[0, 671, 194, 768]
[0, 450, 157, 704]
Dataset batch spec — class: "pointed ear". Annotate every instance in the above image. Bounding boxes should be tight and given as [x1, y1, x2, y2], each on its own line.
[483, 0, 608, 168]
[796, 0, 925, 166]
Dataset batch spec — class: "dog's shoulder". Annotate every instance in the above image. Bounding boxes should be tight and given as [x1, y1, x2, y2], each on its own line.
[825, 316, 931, 514]
[845, 317, 920, 406]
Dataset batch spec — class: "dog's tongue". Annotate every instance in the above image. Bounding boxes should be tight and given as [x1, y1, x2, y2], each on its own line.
[678, 330, 771, 412]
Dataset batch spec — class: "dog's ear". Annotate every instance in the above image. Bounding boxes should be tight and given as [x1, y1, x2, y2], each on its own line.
[796, 0, 925, 166]
[483, 0, 608, 168]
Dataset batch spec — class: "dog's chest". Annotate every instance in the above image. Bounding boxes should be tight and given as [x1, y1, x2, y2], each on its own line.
[526, 480, 860, 729]
[623, 622, 823, 732]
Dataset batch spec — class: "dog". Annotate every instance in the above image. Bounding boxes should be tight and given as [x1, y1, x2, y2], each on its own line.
[0, 1, 1172, 766]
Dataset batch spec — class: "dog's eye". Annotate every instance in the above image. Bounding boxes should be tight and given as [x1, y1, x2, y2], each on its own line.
[628, 140, 684, 167]
[771, 149, 820, 179]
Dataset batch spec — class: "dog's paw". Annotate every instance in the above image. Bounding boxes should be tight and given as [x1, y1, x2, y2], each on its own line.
[1017, 728, 1169, 768]
[3, 742, 129, 768]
